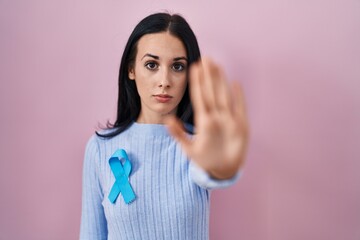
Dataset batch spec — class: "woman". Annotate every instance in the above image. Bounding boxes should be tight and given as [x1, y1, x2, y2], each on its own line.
[80, 12, 248, 240]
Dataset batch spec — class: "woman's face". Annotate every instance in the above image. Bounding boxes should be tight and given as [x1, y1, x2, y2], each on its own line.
[129, 32, 188, 124]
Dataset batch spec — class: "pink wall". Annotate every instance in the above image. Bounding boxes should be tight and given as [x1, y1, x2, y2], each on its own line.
[1, 0, 359, 239]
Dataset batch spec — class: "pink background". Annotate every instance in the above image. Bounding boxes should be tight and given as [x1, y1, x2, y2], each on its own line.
[1, 0, 359, 239]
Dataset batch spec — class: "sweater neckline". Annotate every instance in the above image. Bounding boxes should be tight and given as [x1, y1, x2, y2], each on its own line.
[129, 122, 170, 136]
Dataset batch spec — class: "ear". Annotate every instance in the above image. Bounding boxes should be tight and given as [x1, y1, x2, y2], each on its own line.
[128, 67, 135, 80]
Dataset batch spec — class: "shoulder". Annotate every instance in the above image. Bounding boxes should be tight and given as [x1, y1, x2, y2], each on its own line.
[85, 126, 132, 150]
[83, 129, 122, 162]
[84, 134, 101, 156]
[84, 129, 111, 151]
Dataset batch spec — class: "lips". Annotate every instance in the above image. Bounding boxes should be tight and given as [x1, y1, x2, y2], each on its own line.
[153, 94, 173, 103]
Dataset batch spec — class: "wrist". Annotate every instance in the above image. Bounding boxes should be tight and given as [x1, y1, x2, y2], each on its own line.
[208, 168, 238, 180]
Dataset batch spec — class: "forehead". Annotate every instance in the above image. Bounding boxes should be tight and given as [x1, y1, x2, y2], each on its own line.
[136, 32, 187, 59]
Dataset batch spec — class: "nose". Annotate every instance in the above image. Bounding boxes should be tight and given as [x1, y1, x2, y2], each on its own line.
[158, 68, 170, 88]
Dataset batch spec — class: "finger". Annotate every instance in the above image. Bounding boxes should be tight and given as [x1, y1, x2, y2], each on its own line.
[201, 57, 218, 111]
[165, 116, 193, 155]
[231, 81, 249, 126]
[213, 64, 232, 111]
[190, 61, 208, 113]
[201, 58, 233, 112]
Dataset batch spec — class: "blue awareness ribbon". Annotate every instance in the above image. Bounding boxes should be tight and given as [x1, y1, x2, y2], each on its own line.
[108, 149, 136, 204]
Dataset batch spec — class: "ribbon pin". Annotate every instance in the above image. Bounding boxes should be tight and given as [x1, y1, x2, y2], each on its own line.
[108, 149, 136, 204]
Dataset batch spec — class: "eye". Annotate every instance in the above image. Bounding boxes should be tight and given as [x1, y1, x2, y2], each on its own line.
[172, 62, 186, 72]
[145, 61, 158, 70]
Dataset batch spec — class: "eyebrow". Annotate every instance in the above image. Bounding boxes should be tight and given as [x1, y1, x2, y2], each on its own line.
[173, 57, 188, 62]
[142, 53, 159, 60]
[141, 53, 188, 62]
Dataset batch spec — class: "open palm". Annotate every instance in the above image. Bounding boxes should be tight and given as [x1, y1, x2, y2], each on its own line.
[167, 57, 249, 180]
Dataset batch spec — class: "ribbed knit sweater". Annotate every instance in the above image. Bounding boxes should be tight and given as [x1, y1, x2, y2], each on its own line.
[80, 122, 239, 240]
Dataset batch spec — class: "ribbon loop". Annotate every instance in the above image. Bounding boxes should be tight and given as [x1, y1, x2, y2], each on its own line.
[108, 149, 136, 204]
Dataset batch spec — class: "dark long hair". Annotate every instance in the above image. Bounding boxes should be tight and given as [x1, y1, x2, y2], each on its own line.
[96, 13, 201, 138]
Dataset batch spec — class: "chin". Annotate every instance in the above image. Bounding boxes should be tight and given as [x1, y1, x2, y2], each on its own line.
[153, 106, 177, 116]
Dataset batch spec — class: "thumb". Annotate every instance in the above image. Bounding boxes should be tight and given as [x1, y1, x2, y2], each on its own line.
[165, 116, 193, 156]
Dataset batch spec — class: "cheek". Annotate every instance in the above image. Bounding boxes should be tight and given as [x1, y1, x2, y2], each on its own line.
[179, 75, 188, 89]
[134, 68, 153, 92]
[136, 81, 151, 99]
[176, 76, 188, 97]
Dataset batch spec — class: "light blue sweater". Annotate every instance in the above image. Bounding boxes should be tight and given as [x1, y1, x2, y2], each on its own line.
[80, 122, 239, 240]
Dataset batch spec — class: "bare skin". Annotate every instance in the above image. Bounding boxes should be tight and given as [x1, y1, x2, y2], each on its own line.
[166, 57, 249, 180]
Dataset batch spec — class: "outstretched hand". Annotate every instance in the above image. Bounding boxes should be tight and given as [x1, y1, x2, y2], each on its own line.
[166, 57, 249, 180]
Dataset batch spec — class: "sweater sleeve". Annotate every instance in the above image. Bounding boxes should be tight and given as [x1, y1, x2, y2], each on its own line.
[79, 135, 108, 240]
[189, 161, 242, 190]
